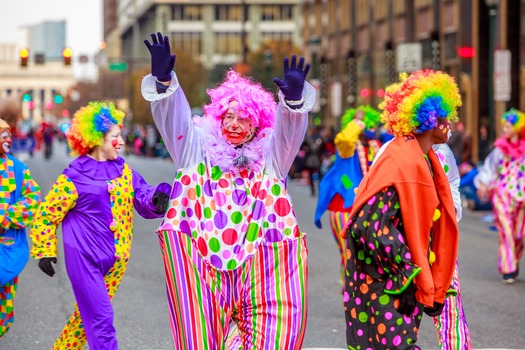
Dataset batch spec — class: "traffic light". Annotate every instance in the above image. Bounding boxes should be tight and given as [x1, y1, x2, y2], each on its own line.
[22, 92, 32, 102]
[63, 47, 72, 66]
[19, 48, 29, 67]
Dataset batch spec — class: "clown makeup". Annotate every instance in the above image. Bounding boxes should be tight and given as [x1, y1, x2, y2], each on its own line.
[222, 101, 257, 145]
[502, 121, 518, 141]
[432, 118, 451, 144]
[0, 130, 12, 156]
[99, 124, 125, 161]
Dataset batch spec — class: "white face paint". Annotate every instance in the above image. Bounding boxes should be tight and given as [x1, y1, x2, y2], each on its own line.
[0, 130, 12, 155]
[447, 129, 452, 141]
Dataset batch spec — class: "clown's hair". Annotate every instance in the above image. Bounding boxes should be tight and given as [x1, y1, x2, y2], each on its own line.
[203, 70, 276, 130]
[0, 118, 10, 132]
[340, 105, 381, 130]
[379, 69, 462, 137]
[67, 101, 125, 156]
[501, 108, 525, 136]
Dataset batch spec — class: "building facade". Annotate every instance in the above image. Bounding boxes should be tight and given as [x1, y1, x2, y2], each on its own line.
[302, 0, 523, 163]
[112, 0, 302, 70]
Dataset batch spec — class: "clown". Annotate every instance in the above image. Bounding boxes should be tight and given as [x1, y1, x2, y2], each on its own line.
[142, 32, 314, 349]
[314, 105, 382, 288]
[30, 102, 171, 350]
[342, 69, 461, 349]
[0, 118, 40, 337]
[475, 108, 525, 284]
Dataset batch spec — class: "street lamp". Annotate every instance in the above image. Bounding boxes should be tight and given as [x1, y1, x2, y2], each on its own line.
[485, 0, 499, 143]
[310, 35, 320, 79]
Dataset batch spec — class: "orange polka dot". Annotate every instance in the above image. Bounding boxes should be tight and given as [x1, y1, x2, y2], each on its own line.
[377, 323, 386, 334]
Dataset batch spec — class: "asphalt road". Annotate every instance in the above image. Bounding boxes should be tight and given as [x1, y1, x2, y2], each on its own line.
[1, 145, 524, 349]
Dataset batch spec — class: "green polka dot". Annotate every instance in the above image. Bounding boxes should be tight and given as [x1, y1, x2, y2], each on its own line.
[209, 237, 221, 252]
[284, 227, 292, 236]
[197, 163, 206, 175]
[443, 164, 449, 173]
[271, 184, 281, 196]
[379, 294, 390, 305]
[196, 185, 201, 197]
[357, 251, 365, 260]
[181, 212, 186, 217]
[246, 222, 259, 242]
[211, 166, 222, 181]
[358, 312, 368, 323]
[176, 171, 182, 179]
[396, 317, 404, 325]
[341, 174, 353, 190]
[227, 260, 237, 269]
[231, 211, 243, 224]
[371, 213, 378, 220]
[263, 221, 269, 228]
[204, 207, 212, 219]
[365, 257, 372, 264]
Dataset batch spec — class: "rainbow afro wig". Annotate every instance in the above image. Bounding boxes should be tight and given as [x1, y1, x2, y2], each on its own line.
[340, 105, 381, 130]
[67, 101, 125, 156]
[501, 108, 525, 136]
[203, 70, 276, 131]
[379, 69, 462, 137]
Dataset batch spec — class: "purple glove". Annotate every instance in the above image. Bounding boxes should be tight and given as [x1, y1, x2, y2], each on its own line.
[273, 55, 311, 102]
[144, 32, 176, 82]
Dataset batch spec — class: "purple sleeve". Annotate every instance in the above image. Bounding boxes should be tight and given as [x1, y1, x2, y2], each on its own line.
[131, 169, 172, 219]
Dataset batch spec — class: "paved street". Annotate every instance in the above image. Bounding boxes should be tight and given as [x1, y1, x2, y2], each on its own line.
[1, 146, 524, 349]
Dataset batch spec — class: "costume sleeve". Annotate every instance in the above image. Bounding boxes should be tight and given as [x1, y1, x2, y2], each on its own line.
[131, 168, 172, 219]
[141, 72, 202, 168]
[271, 82, 316, 178]
[433, 144, 462, 222]
[473, 147, 502, 189]
[30, 174, 78, 259]
[347, 186, 421, 295]
[334, 119, 365, 158]
[0, 167, 40, 230]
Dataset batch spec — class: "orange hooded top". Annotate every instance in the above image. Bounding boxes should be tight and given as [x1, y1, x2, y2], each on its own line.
[344, 135, 458, 306]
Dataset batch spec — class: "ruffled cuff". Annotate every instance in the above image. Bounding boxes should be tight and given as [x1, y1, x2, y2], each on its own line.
[141, 72, 178, 102]
[277, 82, 315, 113]
[384, 266, 422, 295]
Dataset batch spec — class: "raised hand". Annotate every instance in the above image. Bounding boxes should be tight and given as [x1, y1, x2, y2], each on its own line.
[152, 191, 170, 213]
[273, 55, 311, 102]
[144, 32, 176, 82]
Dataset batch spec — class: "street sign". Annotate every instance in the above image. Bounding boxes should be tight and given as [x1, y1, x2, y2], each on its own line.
[396, 43, 422, 73]
[109, 61, 128, 71]
[493, 49, 511, 102]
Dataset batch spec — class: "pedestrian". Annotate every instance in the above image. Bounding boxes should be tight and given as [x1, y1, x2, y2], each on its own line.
[142, 32, 314, 349]
[302, 126, 325, 196]
[475, 108, 525, 284]
[29, 101, 171, 350]
[314, 105, 381, 289]
[0, 118, 40, 337]
[432, 143, 473, 350]
[343, 69, 461, 349]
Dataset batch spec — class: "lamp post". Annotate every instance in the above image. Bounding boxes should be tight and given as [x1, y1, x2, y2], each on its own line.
[310, 35, 321, 116]
[485, 0, 499, 144]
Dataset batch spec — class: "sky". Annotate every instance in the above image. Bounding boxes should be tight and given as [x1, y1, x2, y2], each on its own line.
[0, 0, 103, 56]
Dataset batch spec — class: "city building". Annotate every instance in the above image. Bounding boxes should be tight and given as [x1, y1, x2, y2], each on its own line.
[109, 0, 302, 70]
[302, 0, 522, 163]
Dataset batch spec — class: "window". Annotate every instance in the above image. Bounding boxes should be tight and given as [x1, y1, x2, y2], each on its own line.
[215, 32, 244, 55]
[172, 32, 203, 55]
[215, 5, 244, 21]
[444, 33, 456, 60]
[261, 5, 293, 21]
[173, 5, 202, 21]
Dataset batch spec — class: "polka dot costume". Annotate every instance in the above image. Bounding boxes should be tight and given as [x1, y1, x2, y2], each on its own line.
[159, 161, 301, 270]
[344, 186, 424, 349]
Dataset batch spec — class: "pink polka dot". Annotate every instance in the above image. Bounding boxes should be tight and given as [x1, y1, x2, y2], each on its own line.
[393, 335, 402, 346]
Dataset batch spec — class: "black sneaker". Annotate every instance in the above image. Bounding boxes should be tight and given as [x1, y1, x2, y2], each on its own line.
[502, 269, 519, 284]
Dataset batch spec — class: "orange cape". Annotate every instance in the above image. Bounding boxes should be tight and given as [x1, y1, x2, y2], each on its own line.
[345, 136, 458, 306]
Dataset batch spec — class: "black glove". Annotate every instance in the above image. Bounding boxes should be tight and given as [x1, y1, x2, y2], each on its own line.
[397, 282, 417, 316]
[424, 302, 444, 317]
[38, 257, 57, 277]
[144, 32, 176, 82]
[273, 55, 310, 104]
[152, 191, 170, 213]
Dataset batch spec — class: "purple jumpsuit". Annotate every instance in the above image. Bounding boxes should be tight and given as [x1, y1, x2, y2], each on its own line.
[31, 155, 171, 350]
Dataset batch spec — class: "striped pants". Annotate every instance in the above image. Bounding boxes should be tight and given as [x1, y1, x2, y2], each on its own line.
[433, 261, 472, 350]
[158, 230, 308, 350]
[329, 211, 352, 288]
[0, 277, 18, 337]
[492, 192, 525, 275]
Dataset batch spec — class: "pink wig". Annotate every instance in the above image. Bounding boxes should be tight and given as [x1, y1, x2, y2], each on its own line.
[203, 70, 276, 130]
